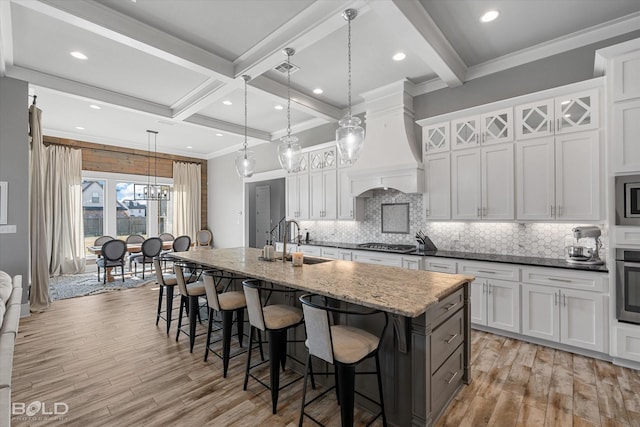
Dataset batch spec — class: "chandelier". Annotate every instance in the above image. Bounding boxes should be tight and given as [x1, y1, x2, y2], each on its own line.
[336, 8, 365, 164]
[235, 74, 256, 178]
[277, 47, 302, 173]
[134, 130, 171, 201]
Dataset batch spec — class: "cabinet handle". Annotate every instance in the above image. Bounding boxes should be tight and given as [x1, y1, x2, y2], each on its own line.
[432, 263, 449, 268]
[425, 208, 429, 217]
[488, 284, 492, 294]
[482, 282, 486, 294]
[350, 210, 353, 217]
[548, 119, 552, 132]
[478, 270, 495, 274]
[554, 292, 558, 306]
[445, 371, 459, 384]
[556, 118, 560, 132]
[445, 334, 459, 344]
[444, 302, 459, 311]
[483, 207, 487, 217]
[477, 207, 481, 217]
[557, 205, 562, 217]
[548, 277, 571, 283]
[550, 205, 553, 218]
[563, 293, 566, 307]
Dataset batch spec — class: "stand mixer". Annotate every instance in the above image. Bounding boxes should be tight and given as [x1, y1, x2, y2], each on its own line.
[565, 226, 604, 265]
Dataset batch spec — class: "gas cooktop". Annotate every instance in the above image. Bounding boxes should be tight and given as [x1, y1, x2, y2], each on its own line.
[356, 243, 417, 254]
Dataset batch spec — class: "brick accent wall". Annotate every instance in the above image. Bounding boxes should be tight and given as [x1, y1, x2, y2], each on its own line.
[43, 136, 208, 229]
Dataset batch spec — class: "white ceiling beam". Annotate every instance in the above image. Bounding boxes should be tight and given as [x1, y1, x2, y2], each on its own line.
[270, 117, 329, 141]
[170, 79, 236, 121]
[0, 0, 14, 76]
[15, 0, 234, 79]
[234, 0, 370, 79]
[251, 75, 343, 121]
[8, 65, 172, 117]
[184, 114, 271, 143]
[369, 0, 466, 88]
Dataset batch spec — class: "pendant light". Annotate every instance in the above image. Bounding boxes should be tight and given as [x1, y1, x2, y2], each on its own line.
[235, 75, 256, 178]
[134, 130, 170, 200]
[277, 47, 302, 173]
[336, 8, 365, 164]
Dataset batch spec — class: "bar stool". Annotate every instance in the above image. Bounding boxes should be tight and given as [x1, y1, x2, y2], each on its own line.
[153, 256, 195, 334]
[298, 294, 388, 427]
[242, 279, 306, 414]
[202, 270, 248, 377]
[174, 262, 207, 352]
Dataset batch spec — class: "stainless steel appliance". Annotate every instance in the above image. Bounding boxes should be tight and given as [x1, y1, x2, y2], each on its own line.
[564, 226, 604, 265]
[357, 243, 416, 254]
[615, 174, 640, 225]
[616, 249, 640, 324]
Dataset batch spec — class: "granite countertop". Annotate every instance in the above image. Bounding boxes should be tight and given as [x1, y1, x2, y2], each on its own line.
[303, 241, 609, 273]
[171, 247, 473, 318]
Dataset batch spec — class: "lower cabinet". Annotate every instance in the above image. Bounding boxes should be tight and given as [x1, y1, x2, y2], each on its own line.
[521, 283, 606, 352]
[352, 250, 403, 267]
[470, 277, 520, 333]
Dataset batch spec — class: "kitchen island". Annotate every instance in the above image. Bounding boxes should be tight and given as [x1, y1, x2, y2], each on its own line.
[172, 247, 474, 426]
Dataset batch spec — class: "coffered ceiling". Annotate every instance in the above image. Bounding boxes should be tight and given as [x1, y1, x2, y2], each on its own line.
[1, 0, 639, 159]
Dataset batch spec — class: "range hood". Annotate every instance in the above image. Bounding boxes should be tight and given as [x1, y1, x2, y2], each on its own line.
[348, 79, 423, 196]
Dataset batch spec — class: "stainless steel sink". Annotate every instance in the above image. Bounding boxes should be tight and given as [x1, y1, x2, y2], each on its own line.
[301, 256, 332, 265]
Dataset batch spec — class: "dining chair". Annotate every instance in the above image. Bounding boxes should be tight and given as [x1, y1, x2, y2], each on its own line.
[132, 237, 163, 279]
[196, 229, 213, 247]
[96, 239, 127, 284]
[125, 234, 146, 270]
[158, 232, 176, 259]
[94, 235, 114, 246]
[173, 235, 191, 252]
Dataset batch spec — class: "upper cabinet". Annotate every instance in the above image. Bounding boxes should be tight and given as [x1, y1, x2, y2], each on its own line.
[515, 89, 599, 140]
[451, 108, 513, 150]
[423, 121, 450, 154]
[309, 147, 337, 171]
[424, 152, 451, 220]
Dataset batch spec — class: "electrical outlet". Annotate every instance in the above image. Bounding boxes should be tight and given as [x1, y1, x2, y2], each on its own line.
[453, 232, 460, 241]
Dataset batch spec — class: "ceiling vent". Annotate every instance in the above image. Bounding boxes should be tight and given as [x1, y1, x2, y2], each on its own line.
[274, 61, 300, 75]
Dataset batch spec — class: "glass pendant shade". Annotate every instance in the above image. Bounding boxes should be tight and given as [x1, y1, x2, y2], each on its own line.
[277, 135, 302, 173]
[235, 149, 255, 178]
[336, 115, 365, 162]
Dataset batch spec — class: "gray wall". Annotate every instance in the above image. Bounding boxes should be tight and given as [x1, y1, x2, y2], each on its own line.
[0, 77, 29, 304]
[246, 178, 285, 248]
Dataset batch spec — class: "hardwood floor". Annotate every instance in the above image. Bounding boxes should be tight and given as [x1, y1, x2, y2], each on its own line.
[10, 284, 640, 426]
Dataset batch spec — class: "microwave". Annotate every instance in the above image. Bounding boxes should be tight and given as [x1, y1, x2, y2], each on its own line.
[615, 175, 640, 225]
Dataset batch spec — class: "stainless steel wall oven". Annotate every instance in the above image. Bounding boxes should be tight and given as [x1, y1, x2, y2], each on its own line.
[616, 248, 640, 324]
[615, 175, 640, 225]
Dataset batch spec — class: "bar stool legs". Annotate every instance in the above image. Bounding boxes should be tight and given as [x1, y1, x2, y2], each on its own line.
[155, 284, 175, 334]
[204, 307, 245, 377]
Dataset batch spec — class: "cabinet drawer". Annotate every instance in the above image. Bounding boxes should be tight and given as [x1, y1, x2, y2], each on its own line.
[431, 287, 464, 328]
[424, 257, 457, 273]
[431, 309, 464, 371]
[431, 344, 463, 418]
[352, 251, 402, 267]
[521, 267, 607, 292]
[299, 245, 322, 256]
[321, 248, 339, 259]
[459, 261, 520, 281]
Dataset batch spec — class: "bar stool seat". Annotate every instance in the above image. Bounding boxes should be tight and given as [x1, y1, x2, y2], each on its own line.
[263, 305, 302, 329]
[298, 294, 388, 427]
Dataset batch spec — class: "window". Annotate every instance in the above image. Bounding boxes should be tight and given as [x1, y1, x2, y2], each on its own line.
[82, 179, 105, 254]
[117, 182, 148, 238]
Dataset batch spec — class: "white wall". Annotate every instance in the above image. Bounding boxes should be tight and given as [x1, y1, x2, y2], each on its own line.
[208, 153, 244, 248]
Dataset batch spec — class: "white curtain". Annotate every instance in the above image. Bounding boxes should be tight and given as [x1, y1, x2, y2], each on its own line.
[173, 162, 201, 242]
[29, 104, 49, 312]
[44, 145, 85, 275]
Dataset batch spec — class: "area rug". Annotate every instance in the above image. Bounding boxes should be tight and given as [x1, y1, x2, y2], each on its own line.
[48, 272, 156, 301]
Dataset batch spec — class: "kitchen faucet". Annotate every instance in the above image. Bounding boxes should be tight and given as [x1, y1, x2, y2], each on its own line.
[282, 219, 300, 262]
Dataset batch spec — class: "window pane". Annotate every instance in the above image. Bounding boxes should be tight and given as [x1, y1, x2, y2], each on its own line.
[158, 191, 173, 235]
[116, 182, 147, 239]
[83, 179, 105, 254]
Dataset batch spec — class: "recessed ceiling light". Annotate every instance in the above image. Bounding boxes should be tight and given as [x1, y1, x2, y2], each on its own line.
[392, 52, 406, 61]
[313, 88, 323, 94]
[222, 100, 232, 106]
[274, 105, 284, 110]
[75, 126, 85, 130]
[216, 133, 223, 137]
[480, 10, 499, 23]
[70, 51, 88, 60]
[89, 104, 101, 110]
[186, 145, 193, 149]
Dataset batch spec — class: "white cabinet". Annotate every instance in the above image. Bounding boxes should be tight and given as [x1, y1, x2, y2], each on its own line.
[338, 169, 364, 220]
[286, 174, 309, 220]
[522, 284, 605, 352]
[612, 99, 640, 173]
[309, 170, 337, 220]
[423, 121, 450, 154]
[309, 147, 337, 171]
[352, 250, 403, 267]
[451, 144, 514, 220]
[461, 261, 520, 333]
[516, 131, 600, 221]
[423, 257, 457, 274]
[402, 256, 422, 270]
[521, 267, 607, 353]
[515, 89, 599, 140]
[424, 153, 451, 220]
[320, 247, 339, 259]
[451, 108, 513, 150]
[615, 325, 640, 363]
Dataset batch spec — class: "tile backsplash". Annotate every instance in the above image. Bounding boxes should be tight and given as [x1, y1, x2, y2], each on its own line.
[299, 189, 607, 259]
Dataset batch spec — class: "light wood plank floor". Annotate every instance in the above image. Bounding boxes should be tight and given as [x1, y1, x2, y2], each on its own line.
[10, 283, 640, 426]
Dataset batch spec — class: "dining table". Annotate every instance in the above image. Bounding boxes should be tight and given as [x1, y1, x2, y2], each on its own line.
[87, 240, 175, 282]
